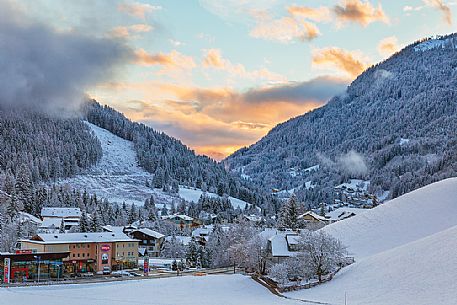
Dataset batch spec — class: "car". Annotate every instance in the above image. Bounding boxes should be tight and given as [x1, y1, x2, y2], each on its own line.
[102, 266, 111, 275]
[112, 270, 134, 277]
[129, 271, 143, 277]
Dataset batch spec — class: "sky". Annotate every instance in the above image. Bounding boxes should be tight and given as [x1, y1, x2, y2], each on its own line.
[3, 0, 457, 160]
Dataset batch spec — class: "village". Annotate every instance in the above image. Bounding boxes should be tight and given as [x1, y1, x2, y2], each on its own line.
[1, 197, 358, 285]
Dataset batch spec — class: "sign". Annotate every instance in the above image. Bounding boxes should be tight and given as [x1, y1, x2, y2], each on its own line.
[143, 256, 149, 276]
[101, 244, 111, 252]
[3, 258, 10, 284]
[15, 249, 33, 254]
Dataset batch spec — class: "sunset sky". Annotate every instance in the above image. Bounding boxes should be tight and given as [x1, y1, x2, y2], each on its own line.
[11, 0, 457, 159]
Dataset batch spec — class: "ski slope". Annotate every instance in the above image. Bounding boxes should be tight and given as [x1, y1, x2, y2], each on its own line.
[286, 178, 457, 305]
[59, 122, 173, 206]
[1, 275, 302, 305]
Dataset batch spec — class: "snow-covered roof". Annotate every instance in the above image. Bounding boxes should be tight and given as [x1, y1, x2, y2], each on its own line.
[326, 207, 366, 221]
[192, 227, 211, 237]
[133, 228, 165, 239]
[102, 225, 126, 233]
[25, 232, 136, 244]
[19, 212, 42, 225]
[299, 211, 328, 222]
[41, 207, 81, 218]
[39, 218, 63, 229]
[165, 235, 191, 246]
[162, 214, 194, 221]
[268, 233, 298, 257]
[244, 214, 262, 222]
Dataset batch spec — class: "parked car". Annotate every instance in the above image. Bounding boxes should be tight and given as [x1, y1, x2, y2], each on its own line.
[102, 266, 111, 275]
[112, 270, 134, 277]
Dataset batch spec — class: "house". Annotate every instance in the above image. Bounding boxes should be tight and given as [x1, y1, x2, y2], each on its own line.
[161, 214, 201, 230]
[19, 232, 139, 273]
[299, 211, 331, 230]
[191, 227, 211, 245]
[266, 231, 300, 264]
[39, 207, 82, 232]
[102, 224, 138, 235]
[129, 228, 165, 257]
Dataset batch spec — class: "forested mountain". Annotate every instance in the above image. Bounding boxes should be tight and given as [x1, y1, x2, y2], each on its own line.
[225, 34, 457, 206]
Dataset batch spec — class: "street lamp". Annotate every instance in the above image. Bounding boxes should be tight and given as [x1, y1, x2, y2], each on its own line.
[34, 256, 41, 283]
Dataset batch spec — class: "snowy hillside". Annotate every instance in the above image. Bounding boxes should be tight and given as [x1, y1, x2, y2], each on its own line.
[323, 178, 457, 258]
[59, 122, 174, 205]
[285, 178, 457, 305]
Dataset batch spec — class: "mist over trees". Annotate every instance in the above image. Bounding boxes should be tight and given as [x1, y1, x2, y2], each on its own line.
[226, 34, 457, 206]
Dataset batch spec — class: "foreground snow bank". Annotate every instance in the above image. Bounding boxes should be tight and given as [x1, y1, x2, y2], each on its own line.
[323, 178, 457, 258]
[1, 275, 302, 305]
[285, 178, 457, 305]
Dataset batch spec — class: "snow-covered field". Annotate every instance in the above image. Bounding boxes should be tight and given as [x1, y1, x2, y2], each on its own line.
[1, 275, 302, 305]
[179, 187, 250, 210]
[285, 178, 457, 305]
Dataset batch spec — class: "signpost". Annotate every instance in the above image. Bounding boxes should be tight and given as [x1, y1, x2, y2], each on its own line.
[143, 256, 149, 276]
[3, 258, 10, 284]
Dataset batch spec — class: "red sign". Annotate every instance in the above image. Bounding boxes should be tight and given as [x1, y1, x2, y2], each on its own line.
[101, 244, 111, 252]
[15, 249, 33, 254]
[4, 258, 10, 284]
[143, 256, 149, 276]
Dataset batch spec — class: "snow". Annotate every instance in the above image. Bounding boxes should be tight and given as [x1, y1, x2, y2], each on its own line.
[399, 137, 410, 146]
[334, 179, 369, 192]
[25, 232, 135, 244]
[58, 122, 160, 206]
[324, 178, 457, 258]
[133, 228, 164, 239]
[41, 207, 81, 218]
[285, 178, 457, 305]
[269, 233, 298, 257]
[303, 164, 319, 173]
[0, 275, 302, 305]
[178, 186, 250, 210]
[413, 37, 454, 52]
[325, 207, 366, 221]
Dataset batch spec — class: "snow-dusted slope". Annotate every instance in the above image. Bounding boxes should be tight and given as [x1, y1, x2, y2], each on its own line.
[323, 178, 457, 258]
[60, 123, 173, 205]
[285, 178, 457, 305]
[287, 224, 457, 305]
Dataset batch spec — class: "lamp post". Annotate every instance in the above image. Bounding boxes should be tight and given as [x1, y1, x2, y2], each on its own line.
[34, 256, 41, 283]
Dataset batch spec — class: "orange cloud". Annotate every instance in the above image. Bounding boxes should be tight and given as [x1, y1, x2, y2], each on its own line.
[134, 49, 196, 71]
[202, 48, 286, 81]
[118, 2, 161, 19]
[287, 6, 332, 22]
[110, 24, 153, 38]
[424, 0, 452, 25]
[312, 47, 370, 78]
[91, 77, 348, 159]
[333, 0, 389, 26]
[378, 36, 399, 57]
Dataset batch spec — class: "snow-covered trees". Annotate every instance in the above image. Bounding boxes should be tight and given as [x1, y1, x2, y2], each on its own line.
[161, 235, 186, 258]
[268, 230, 347, 285]
[276, 195, 303, 230]
[297, 230, 347, 282]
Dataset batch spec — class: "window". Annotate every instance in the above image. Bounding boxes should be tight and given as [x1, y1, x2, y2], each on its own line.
[82, 253, 85, 257]
[73, 245, 76, 249]
[87, 253, 90, 257]
[77, 253, 80, 257]
[72, 253, 75, 257]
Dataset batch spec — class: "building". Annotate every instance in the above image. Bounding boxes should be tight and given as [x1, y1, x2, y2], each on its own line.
[161, 214, 201, 230]
[129, 228, 165, 257]
[266, 232, 300, 264]
[299, 211, 331, 230]
[39, 207, 82, 232]
[19, 232, 139, 274]
[0, 250, 69, 283]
